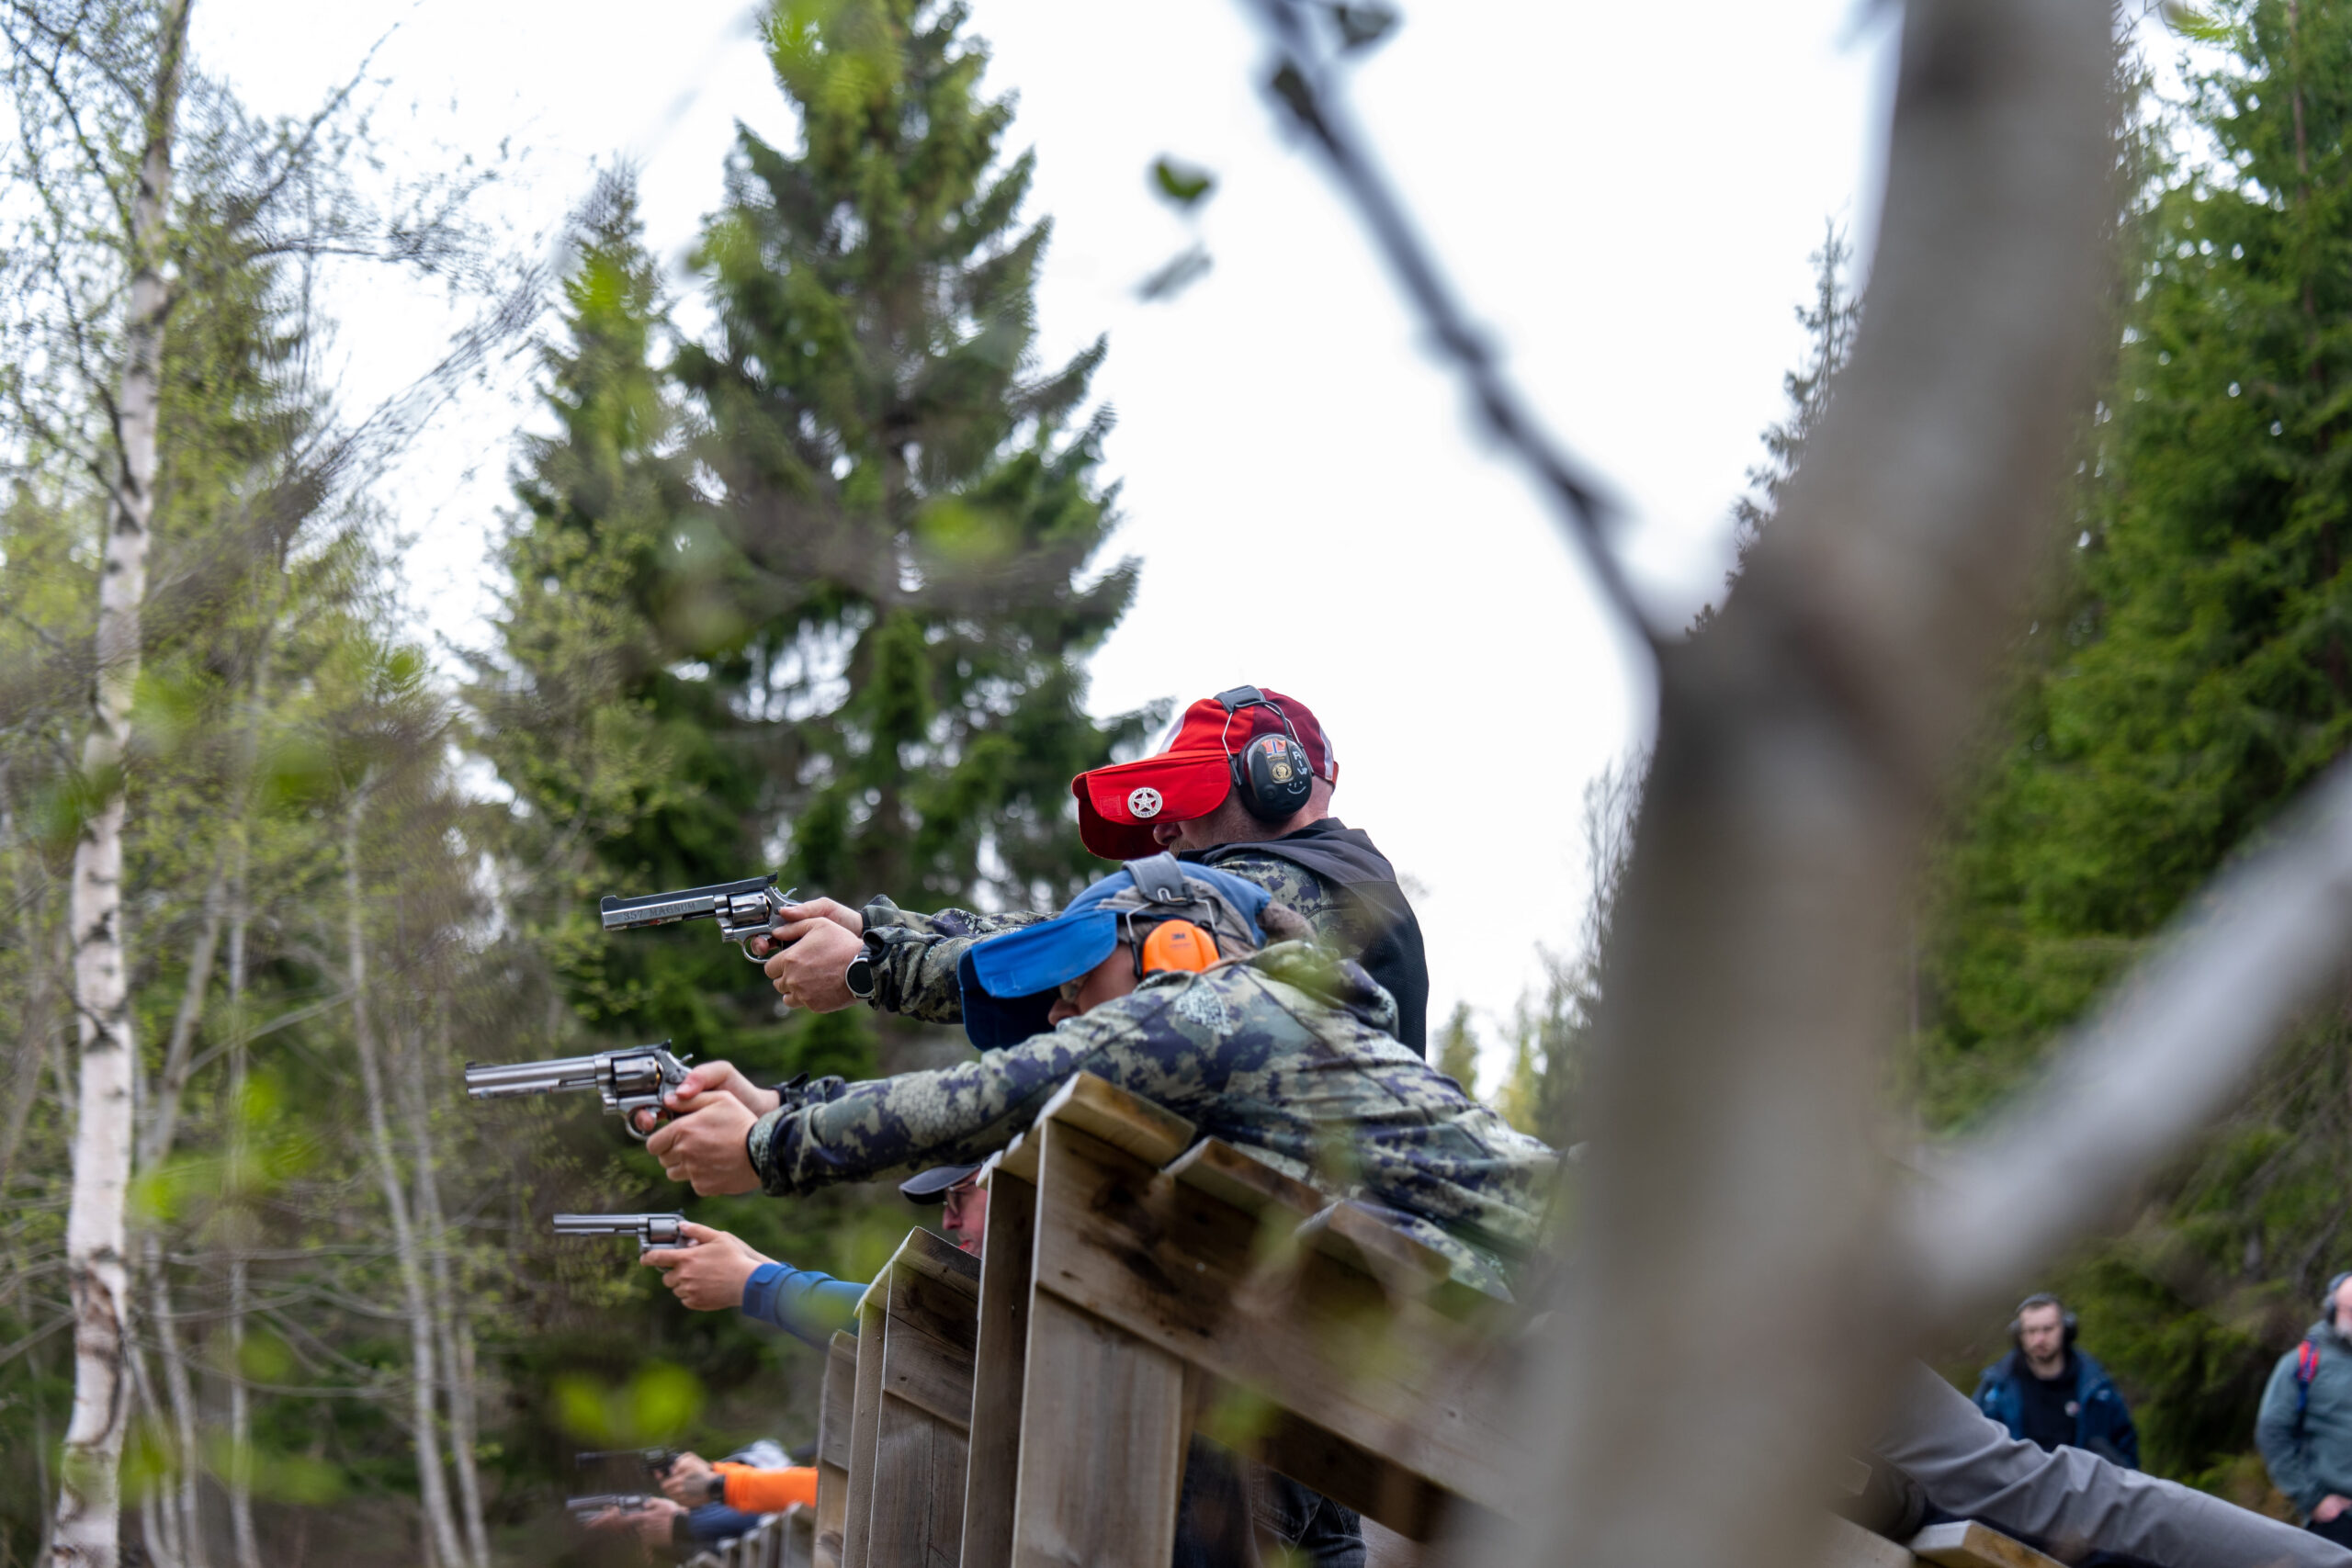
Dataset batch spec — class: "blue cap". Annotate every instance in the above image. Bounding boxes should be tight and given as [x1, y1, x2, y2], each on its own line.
[957, 855, 1272, 1049]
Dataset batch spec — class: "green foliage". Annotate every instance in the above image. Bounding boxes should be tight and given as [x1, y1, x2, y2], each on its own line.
[1917, 0, 2352, 1493]
[1433, 1001, 1479, 1100]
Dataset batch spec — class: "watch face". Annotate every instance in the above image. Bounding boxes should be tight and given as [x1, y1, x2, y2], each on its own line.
[846, 955, 874, 998]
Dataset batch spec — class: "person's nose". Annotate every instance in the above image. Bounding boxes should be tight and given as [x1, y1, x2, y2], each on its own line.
[1046, 998, 1079, 1025]
[1150, 820, 1182, 846]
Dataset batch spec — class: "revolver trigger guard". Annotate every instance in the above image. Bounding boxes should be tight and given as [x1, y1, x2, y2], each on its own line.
[622, 1106, 669, 1143]
[735, 939, 766, 964]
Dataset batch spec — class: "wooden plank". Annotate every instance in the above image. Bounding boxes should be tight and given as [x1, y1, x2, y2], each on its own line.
[1031, 1120, 1518, 1527]
[1032, 1071, 1196, 1168]
[1252, 1403, 1453, 1543]
[859, 1227, 980, 1568]
[1170, 1139, 1481, 1318]
[1908, 1520, 2066, 1568]
[1008, 1287, 1190, 1568]
[1006, 1122, 1191, 1568]
[885, 1224, 983, 1296]
[958, 1161, 1037, 1568]
[816, 1332, 858, 1568]
[1820, 1515, 1916, 1568]
[884, 1275, 978, 1428]
[842, 1294, 889, 1568]
[783, 1507, 815, 1568]
[1165, 1135, 1324, 1219]
[866, 1398, 969, 1568]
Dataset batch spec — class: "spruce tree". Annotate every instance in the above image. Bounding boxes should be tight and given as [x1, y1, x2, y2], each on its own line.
[469, 174, 784, 1064]
[1918, 0, 2352, 1489]
[673, 0, 1146, 1068]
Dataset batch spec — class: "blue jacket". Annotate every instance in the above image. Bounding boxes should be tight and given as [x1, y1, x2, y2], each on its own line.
[740, 1261, 866, 1350]
[1972, 1348, 2139, 1469]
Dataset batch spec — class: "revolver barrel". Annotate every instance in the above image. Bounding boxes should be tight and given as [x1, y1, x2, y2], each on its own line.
[567, 1493, 657, 1518]
[552, 1213, 690, 1252]
[600, 874, 798, 961]
[461, 1055, 603, 1099]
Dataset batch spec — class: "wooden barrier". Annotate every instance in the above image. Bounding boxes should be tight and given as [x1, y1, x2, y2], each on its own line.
[785, 1070, 2068, 1568]
[677, 1503, 812, 1568]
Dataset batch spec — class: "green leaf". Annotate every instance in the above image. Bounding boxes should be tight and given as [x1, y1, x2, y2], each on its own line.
[1149, 156, 1216, 209]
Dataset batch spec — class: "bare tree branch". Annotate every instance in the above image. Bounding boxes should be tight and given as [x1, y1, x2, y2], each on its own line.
[1233, 0, 1658, 650]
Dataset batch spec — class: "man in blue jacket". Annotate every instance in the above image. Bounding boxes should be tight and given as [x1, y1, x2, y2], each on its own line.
[1973, 1293, 2140, 1468]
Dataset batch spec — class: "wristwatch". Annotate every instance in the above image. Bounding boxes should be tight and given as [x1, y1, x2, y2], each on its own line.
[843, 947, 876, 1001]
[707, 1472, 727, 1504]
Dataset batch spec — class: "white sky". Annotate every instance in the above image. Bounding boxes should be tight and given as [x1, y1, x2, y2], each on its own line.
[190, 0, 1911, 1089]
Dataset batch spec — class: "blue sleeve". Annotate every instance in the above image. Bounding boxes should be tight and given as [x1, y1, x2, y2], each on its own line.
[740, 1260, 867, 1350]
[684, 1503, 765, 1541]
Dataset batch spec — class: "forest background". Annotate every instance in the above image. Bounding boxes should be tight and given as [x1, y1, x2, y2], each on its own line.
[0, 0, 2342, 1562]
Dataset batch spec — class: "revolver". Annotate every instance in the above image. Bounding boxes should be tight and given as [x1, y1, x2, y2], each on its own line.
[576, 1448, 681, 1477]
[462, 1042, 689, 1141]
[567, 1493, 662, 1521]
[601, 874, 801, 963]
[552, 1213, 694, 1252]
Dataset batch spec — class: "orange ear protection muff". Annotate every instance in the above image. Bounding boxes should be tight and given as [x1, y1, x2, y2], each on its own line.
[1139, 919, 1219, 976]
[1214, 685, 1314, 823]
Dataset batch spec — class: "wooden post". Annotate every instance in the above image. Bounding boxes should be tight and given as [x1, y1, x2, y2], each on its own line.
[865, 1228, 980, 1568]
[1005, 1085, 1199, 1568]
[958, 1147, 1036, 1568]
[842, 1295, 888, 1568]
[817, 1331, 856, 1568]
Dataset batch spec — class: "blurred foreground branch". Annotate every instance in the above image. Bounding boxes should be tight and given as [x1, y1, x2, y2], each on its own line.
[1236, 0, 1657, 651]
[1910, 759, 2352, 1313]
[1498, 0, 2120, 1566]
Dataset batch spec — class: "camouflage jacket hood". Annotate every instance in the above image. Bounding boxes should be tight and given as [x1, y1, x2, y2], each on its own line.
[745, 941, 1554, 1292]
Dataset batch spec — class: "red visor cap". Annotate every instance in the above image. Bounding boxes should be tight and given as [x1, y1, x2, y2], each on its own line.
[1071, 688, 1339, 860]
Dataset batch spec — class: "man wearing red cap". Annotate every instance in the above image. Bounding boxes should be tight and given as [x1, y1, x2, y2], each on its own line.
[759, 685, 1432, 1054]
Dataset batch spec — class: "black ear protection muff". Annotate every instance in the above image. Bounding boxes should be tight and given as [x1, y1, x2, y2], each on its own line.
[2007, 1292, 2079, 1348]
[2325, 1271, 2352, 1317]
[1214, 685, 1314, 823]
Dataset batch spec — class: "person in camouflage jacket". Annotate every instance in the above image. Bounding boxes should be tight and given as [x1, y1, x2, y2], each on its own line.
[644, 859, 1553, 1292]
[754, 685, 1433, 1052]
[843, 844, 1392, 1031]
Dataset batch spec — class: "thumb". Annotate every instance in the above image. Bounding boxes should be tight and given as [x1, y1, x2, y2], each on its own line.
[678, 1061, 736, 1096]
[677, 1221, 721, 1244]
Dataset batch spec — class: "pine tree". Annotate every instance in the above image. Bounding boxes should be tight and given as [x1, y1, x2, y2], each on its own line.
[467, 173, 780, 1066]
[1694, 222, 1861, 630]
[673, 0, 1148, 1068]
[1917, 0, 2352, 1492]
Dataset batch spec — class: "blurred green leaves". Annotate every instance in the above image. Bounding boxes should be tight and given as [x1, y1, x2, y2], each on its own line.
[552, 1362, 705, 1446]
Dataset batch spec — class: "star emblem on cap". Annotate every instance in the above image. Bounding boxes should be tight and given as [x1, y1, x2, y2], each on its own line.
[1127, 786, 1163, 818]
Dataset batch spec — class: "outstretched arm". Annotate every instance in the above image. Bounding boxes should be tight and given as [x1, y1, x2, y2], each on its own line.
[1880, 1361, 2347, 1568]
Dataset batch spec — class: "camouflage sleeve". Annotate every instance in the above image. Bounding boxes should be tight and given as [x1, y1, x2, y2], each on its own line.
[855, 896, 1050, 1027]
[745, 987, 1182, 1194]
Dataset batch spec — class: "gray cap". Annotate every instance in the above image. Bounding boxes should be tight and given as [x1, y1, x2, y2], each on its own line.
[899, 1164, 981, 1203]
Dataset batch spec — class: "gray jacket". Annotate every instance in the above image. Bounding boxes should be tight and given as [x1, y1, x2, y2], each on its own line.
[2259, 1322, 2352, 1517]
[1882, 1361, 2348, 1568]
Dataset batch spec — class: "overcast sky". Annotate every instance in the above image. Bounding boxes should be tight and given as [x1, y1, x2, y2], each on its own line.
[190, 0, 1913, 1086]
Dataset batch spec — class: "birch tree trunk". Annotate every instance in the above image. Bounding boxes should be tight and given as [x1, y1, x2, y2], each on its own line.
[343, 791, 469, 1568]
[52, 2, 195, 1562]
[222, 853, 261, 1568]
[142, 1236, 209, 1568]
[407, 1014, 490, 1568]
